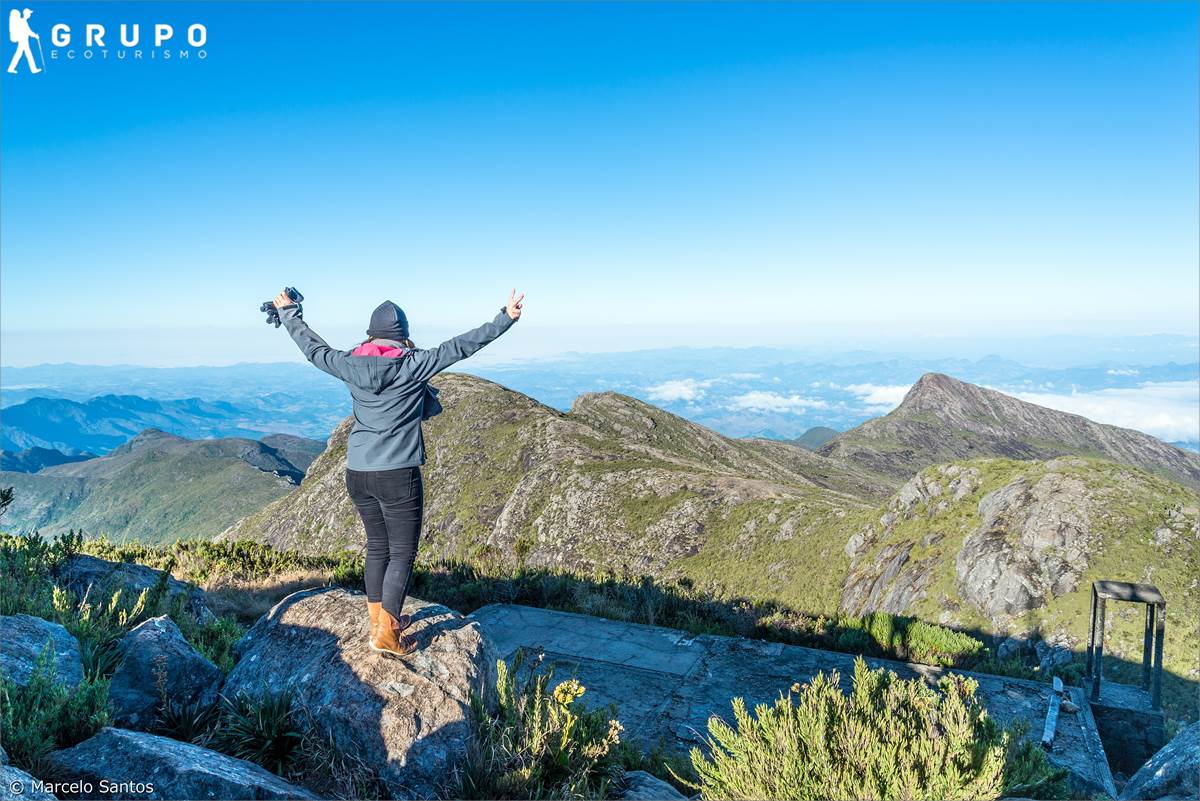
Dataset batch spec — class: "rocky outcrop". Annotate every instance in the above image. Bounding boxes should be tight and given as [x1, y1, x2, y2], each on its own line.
[108, 616, 222, 730]
[46, 727, 317, 800]
[839, 456, 1197, 684]
[1119, 721, 1200, 800]
[0, 614, 83, 687]
[956, 472, 1093, 622]
[620, 770, 687, 800]
[820, 372, 1200, 488]
[0, 743, 56, 801]
[844, 462, 1100, 621]
[841, 465, 980, 615]
[0, 766, 57, 800]
[55, 554, 214, 623]
[223, 587, 495, 799]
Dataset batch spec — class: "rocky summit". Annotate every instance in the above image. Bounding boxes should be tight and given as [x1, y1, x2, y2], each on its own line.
[840, 457, 1197, 693]
[820, 372, 1200, 488]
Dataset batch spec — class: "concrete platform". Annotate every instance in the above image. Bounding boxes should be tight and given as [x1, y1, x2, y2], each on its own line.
[470, 604, 1116, 798]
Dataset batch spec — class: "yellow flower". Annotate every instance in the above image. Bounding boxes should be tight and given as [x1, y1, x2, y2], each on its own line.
[553, 679, 586, 706]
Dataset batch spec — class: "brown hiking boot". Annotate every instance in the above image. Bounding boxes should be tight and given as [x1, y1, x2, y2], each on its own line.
[367, 601, 381, 643]
[371, 607, 417, 657]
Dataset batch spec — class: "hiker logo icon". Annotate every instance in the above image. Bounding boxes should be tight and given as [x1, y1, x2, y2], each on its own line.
[7, 7, 44, 74]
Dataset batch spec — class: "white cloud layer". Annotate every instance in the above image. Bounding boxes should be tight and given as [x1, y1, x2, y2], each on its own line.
[1012, 381, 1200, 444]
[844, 383, 913, 412]
[729, 391, 828, 413]
[646, 378, 713, 402]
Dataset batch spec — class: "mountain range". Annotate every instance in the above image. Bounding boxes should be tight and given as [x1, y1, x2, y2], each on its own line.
[6, 350, 1197, 446]
[4, 369, 1196, 717]
[0, 391, 342, 454]
[214, 371, 1197, 717]
[0, 447, 95, 473]
[0, 429, 322, 542]
[0, 395, 276, 455]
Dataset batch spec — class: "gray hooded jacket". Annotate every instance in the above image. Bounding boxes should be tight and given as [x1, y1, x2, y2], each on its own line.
[279, 305, 516, 471]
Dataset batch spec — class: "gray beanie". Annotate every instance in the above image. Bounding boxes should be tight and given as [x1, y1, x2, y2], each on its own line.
[367, 301, 410, 340]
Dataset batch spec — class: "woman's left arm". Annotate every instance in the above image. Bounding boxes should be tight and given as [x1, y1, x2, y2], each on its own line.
[403, 289, 524, 382]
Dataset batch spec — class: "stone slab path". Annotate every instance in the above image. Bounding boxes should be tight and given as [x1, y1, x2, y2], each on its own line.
[470, 603, 1115, 798]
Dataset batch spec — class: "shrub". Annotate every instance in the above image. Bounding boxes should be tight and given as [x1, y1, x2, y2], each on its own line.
[686, 657, 1067, 801]
[156, 693, 221, 744]
[62, 581, 156, 681]
[905, 619, 985, 667]
[173, 609, 245, 673]
[1000, 731, 1071, 800]
[0, 531, 80, 618]
[453, 650, 625, 799]
[211, 690, 304, 775]
[0, 647, 109, 775]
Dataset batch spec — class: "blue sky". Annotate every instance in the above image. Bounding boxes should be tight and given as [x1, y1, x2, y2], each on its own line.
[1, 1, 1197, 366]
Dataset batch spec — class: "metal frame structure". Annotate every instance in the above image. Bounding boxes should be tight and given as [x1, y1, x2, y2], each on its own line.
[1086, 580, 1165, 709]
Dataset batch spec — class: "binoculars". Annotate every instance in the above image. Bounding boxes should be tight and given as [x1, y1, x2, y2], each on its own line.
[260, 287, 304, 328]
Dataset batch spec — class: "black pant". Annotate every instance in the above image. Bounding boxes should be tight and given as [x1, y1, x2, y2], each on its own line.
[345, 467, 424, 621]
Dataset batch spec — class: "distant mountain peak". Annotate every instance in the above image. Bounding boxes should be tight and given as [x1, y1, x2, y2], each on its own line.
[899, 372, 971, 405]
[822, 373, 1200, 487]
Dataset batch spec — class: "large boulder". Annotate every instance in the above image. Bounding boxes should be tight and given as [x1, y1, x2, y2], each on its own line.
[620, 770, 687, 800]
[0, 740, 60, 801]
[45, 727, 317, 800]
[0, 614, 83, 687]
[109, 615, 222, 730]
[223, 588, 496, 799]
[55, 554, 214, 623]
[0, 766, 58, 800]
[955, 473, 1093, 622]
[1120, 721, 1200, 801]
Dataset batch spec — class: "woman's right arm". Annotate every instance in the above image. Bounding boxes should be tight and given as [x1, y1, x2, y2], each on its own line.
[274, 291, 356, 383]
[404, 290, 523, 382]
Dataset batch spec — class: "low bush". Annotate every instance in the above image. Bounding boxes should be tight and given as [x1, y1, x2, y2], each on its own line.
[172, 609, 244, 673]
[453, 650, 625, 799]
[0, 531, 78, 618]
[685, 657, 1068, 801]
[0, 648, 109, 776]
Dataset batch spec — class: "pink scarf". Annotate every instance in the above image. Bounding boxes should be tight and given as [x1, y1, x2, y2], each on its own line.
[350, 342, 407, 358]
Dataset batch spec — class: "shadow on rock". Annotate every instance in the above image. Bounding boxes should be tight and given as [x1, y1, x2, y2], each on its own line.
[222, 587, 497, 799]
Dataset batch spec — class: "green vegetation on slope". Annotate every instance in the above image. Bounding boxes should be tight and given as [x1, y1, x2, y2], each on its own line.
[835, 457, 1199, 724]
[673, 491, 858, 617]
[0, 440, 296, 544]
[687, 657, 1066, 800]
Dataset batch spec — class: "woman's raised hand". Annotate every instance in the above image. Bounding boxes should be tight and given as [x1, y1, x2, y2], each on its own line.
[272, 288, 294, 309]
[506, 288, 525, 321]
